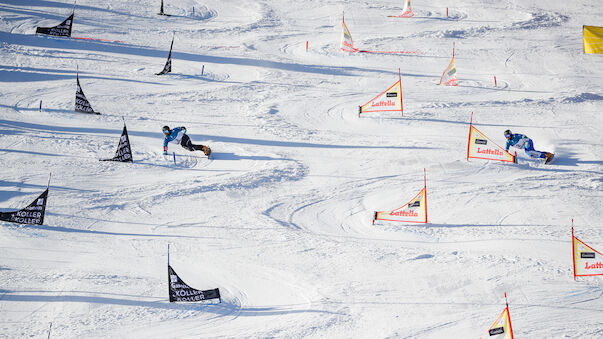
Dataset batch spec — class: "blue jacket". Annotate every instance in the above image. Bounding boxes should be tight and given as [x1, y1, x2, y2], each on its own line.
[505, 133, 530, 151]
[163, 127, 186, 149]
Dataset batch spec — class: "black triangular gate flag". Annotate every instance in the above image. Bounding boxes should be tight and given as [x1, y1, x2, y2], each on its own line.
[158, 0, 171, 16]
[75, 72, 98, 114]
[100, 125, 133, 162]
[156, 35, 174, 75]
[0, 189, 48, 225]
[168, 265, 221, 302]
[36, 13, 73, 37]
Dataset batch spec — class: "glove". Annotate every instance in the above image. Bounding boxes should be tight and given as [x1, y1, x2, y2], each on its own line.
[162, 150, 168, 155]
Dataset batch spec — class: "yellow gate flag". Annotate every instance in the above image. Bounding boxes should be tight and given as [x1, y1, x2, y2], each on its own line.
[373, 170, 427, 224]
[359, 69, 404, 116]
[467, 125, 515, 163]
[374, 187, 427, 224]
[572, 227, 603, 279]
[485, 307, 514, 339]
[584, 25, 603, 54]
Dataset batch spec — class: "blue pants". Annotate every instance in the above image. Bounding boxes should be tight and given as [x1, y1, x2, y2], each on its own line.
[524, 139, 546, 159]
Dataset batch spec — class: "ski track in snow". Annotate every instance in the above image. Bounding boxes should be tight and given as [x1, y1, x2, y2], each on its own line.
[1, 0, 602, 338]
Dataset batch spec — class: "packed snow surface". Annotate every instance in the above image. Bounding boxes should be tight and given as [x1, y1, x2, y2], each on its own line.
[1, 0, 602, 337]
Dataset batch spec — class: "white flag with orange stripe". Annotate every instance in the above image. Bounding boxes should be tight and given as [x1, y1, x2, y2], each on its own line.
[572, 227, 603, 278]
[389, 0, 414, 18]
[374, 170, 426, 224]
[467, 114, 516, 163]
[359, 70, 403, 116]
[402, 0, 413, 16]
[340, 14, 357, 52]
[439, 43, 458, 86]
[485, 306, 514, 339]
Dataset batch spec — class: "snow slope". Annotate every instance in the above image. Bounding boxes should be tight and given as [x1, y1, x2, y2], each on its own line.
[0, 0, 602, 337]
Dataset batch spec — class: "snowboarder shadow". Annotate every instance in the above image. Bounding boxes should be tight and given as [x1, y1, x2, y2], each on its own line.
[213, 152, 289, 161]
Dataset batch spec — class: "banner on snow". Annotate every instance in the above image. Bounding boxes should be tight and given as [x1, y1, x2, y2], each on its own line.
[583, 25, 603, 54]
[100, 125, 133, 162]
[75, 72, 97, 114]
[359, 69, 404, 116]
[0, 189, 48, 225]
[485, 304, 514, 339]
[467, 114, 515, 163]
[374, 170, 427, 224]
[439, 43, 458, 86]
[168, 265, 221, 302]
[156, 34, 174, 75]
[388, 0, 414, 18]
[572, 227, 603, 278]
[36, 13, 73, 37]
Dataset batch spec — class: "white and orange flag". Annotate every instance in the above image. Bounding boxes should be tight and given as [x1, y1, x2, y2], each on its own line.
[389, 0, 414, 18]
[401, 0, 414, 17]
[467, 113, 516, 163]
[439, 43, 458, 86]
[359, 69, 403, 116]
[340, 13, 357, 52]
[572, 226, 603, 279]
[484, 298, 514, 339]
[374, 170, 427, 224]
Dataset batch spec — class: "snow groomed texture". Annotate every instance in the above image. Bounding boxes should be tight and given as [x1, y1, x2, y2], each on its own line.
[0, 0, 601, 337]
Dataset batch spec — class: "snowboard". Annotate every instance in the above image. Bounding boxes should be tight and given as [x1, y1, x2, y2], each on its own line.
[201, 146, 211, 159]
[545, 153, 555, 164]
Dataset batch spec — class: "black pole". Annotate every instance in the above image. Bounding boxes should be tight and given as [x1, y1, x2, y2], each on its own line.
[167, 243, 170, 302]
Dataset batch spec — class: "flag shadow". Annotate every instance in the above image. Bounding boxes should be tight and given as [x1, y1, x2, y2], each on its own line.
[1, 291, 339, 316]
[25, 223, 223, 240]
[1, 31, 391, 78]
[0, 65, 163, 85]
[0, 292, 222, 311]
[0, 118, 432, 151]
[210, 152, 290, 161]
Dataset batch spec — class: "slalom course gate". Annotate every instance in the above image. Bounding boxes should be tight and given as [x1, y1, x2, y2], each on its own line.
[388, 0, 414, 18]
[583, 25, 603, 54]
[439, 42, 458, 86]
[373, 169, 427, 224]
[572, 221, 603, 280]
[340, 12, 417, 54]
[100, 121, 133, 162]
[75, 68, 98, 114]
[340, 12, 357, 52]
[0, 175, 50, 226]
[359, 69, 404, 117]
[157, 33, 174, 75]
[466, 112, 516, 163]
[484, 293, 514, 339]
[36, 4, 74, 38]
[167, 245, 221, 303]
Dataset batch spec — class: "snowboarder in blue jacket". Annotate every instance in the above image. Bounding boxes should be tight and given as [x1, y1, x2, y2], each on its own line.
[504, 130, 552, 161]
[162, 126, 211, 156]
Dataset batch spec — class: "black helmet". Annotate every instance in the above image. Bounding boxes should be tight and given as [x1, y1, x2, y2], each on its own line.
[162, 125, 170, 134]
[504, 129, 512, 139]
